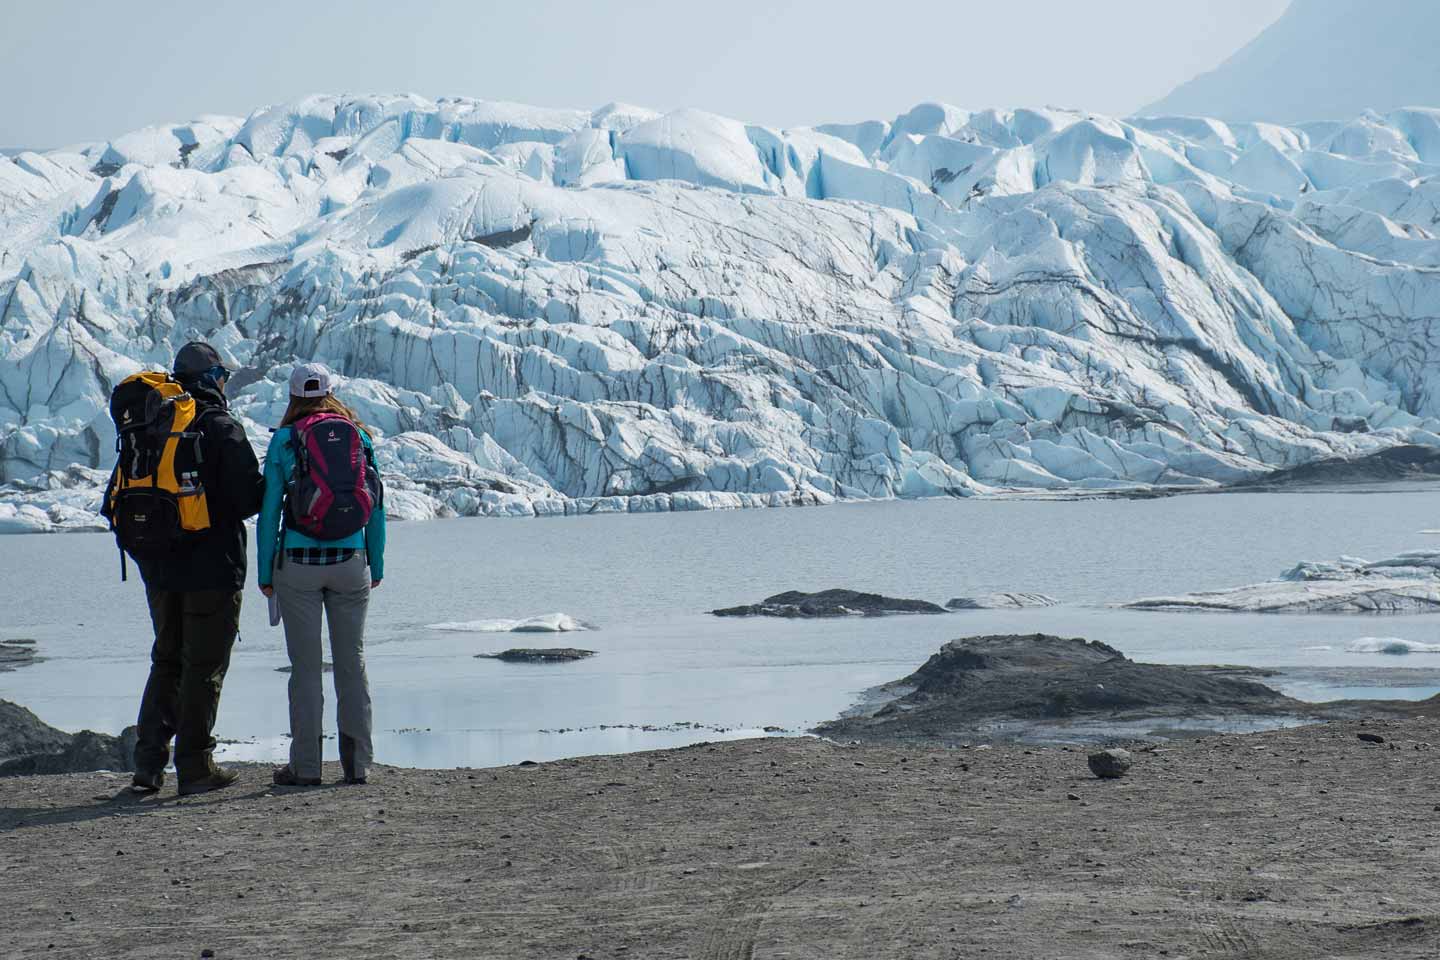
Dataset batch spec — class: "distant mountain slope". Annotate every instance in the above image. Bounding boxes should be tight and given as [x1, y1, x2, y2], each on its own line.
[1142, 0, 1440, 123]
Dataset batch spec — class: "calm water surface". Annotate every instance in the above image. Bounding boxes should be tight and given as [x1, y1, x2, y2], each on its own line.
[3, 489, 1439, 768]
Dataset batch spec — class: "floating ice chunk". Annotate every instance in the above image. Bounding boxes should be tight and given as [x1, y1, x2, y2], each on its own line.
[947, 593, 1060, 610]
[1346, 637, 1440, 655]
[1127, 551, 1440, 614]
[428, 614, 594, 633]
[0, 503, 53, 534]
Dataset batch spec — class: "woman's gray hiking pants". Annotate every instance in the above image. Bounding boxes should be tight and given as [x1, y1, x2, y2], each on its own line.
[275, 551, 373, 780]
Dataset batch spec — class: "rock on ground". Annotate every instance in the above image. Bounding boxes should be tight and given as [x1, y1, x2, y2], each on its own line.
[0, 700, 135, 775]
[1088, 747, 1134, 778]
[0, 700, 74, 762]
[817, 634, 1436, 745]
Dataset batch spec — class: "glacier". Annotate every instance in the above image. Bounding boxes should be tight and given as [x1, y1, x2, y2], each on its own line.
[3, 93, 1440, 531]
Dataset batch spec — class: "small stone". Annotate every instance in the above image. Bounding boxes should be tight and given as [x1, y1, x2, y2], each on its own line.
[201, 950, 215, 959]
[1357, 733, 1385, 744]
[1067, 793, 1081, 801]
[1087, 748, 1133, 779]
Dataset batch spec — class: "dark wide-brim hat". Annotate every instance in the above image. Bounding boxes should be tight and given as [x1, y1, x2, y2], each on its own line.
[173, 341, 224, 378]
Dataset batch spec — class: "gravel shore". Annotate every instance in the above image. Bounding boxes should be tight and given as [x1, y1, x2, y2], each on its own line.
[2, 718, 1438, 959]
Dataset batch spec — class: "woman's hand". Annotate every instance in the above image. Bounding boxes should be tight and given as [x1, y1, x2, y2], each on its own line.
[371, 580, 382, 590]
[260, 585, 274, 598]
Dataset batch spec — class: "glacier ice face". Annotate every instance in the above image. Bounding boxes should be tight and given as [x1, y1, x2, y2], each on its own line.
[3, 93, 1440, 530]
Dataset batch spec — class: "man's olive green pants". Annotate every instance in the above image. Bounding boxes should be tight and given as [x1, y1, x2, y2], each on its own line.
[134, 588, 242, 781]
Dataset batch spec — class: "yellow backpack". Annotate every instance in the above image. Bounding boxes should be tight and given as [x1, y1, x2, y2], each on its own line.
[103, 371, 215, 579]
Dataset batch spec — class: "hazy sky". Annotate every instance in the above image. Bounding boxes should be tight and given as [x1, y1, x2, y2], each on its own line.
[1, 0, 1290, 148]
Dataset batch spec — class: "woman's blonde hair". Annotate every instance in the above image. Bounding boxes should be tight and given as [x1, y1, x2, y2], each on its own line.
[280, 393, 366, 430]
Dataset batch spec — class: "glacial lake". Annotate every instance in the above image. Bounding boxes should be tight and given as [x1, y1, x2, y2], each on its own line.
[4, 488, 1440, 770]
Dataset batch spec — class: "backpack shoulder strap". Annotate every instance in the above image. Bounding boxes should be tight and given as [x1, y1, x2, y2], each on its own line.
[288, 420, 310, 474]
[182, 403, 227, 463]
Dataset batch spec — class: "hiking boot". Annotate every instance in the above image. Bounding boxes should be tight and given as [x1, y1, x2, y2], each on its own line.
[178, 766, 240, 796]
[339, 733, 366, 785]
[272, 765, 321, 787]
[129, 770, 164, 794]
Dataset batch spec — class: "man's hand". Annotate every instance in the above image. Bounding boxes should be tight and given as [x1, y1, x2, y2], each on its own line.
[371, 580, 382, 590]
[260, 585, 274, 598]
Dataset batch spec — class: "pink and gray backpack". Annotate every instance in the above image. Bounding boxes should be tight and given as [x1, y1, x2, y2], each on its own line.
[283, 413, 383, 540]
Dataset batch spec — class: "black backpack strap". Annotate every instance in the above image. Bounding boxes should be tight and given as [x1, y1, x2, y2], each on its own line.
[99, 461, 129, 582]
[185, 405, 224, 463]
[278, 422, 310, 567]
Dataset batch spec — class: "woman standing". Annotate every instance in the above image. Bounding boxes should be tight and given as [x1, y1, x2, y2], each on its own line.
[258, 363, 386, 786]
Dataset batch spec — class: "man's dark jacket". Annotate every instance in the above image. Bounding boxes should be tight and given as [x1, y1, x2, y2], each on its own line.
[134, 381, 264, 592]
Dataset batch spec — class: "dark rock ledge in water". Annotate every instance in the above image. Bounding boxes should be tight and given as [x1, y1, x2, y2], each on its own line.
[1234, 444, 1440, 490]
[476, 648, 596, 663]
[0, 700, 136, 776]
[815, 634, 1437, 746]
[711, 589, 947, 618]
[0, 639, 41, 672]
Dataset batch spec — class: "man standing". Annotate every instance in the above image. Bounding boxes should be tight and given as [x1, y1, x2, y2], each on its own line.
[125, 341, 263, 796]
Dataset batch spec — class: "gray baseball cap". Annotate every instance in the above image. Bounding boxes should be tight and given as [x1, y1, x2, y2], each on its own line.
[289, 362, 334, 398]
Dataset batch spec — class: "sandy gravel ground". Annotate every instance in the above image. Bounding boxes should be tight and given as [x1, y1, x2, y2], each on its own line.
[2, 718, 1439, 959]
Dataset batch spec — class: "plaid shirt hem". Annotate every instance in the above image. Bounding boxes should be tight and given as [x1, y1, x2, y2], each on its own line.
[285, 547, 359, 566]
